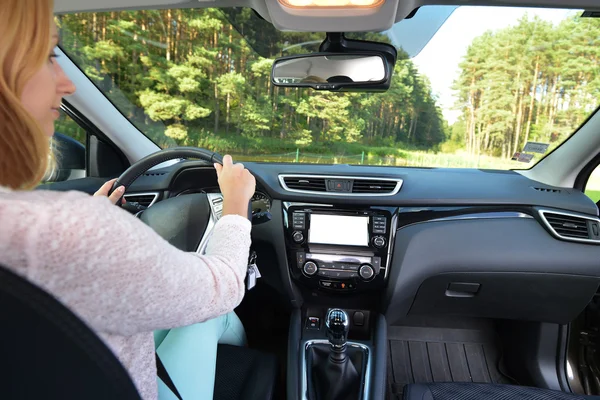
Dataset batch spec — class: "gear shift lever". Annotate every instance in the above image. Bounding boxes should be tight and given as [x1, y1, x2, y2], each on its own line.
[326, 309, 349, 362]
[309, 308, 364, 400]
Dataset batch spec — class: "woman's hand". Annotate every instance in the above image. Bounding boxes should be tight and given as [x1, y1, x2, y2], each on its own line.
[94, 178, 126, 205]
[214, 155, 256, 218]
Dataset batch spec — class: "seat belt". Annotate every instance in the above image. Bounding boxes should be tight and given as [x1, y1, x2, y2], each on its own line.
[156, 352, 183, 400]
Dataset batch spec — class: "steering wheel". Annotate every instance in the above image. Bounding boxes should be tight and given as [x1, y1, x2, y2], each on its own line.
[108, 147, 250, 252]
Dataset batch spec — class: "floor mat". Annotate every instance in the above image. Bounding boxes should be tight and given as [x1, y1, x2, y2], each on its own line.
[387, 317, 512, 399]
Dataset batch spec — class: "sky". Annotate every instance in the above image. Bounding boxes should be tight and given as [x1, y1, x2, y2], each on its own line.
[409, 6, 579, 125]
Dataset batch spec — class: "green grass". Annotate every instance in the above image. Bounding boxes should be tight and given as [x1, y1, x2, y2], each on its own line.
[229, 149, 530, 170]
[185, 132, 535, 170]
[585, 190, 600, 204]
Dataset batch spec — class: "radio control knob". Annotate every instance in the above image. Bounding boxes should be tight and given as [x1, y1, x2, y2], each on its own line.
[303, 261, 318, 276]
[292, 231, 304, 244]
[372, 236, 386, 248]
[359, 264, 375, 281]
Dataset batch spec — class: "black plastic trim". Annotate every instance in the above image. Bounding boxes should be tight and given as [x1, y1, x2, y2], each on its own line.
[60, 100, 129, 173]
[499, 321, 565, 390]
[557, 324, 572, 393]
[574, 150, 600, 193]
[265, 200, 303, 308]
[370, 314, 387, 400]
[287, 309, 302, 400]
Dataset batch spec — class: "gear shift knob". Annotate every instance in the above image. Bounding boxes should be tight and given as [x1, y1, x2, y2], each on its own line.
[326, 309, 349, 349]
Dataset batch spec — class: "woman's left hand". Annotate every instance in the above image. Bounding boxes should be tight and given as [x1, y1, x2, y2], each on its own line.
[94, 178, 126, 205]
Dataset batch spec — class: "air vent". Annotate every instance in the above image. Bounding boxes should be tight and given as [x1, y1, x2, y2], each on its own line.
[144, 172, 167, 177]
[352, 179, 398, 194]
[533, 187, 561, 193]
[545, 213, 589, 238]
[282, 176, 327, 192]
[279, 174, 402, 196]
[538, 209, 600, 244]
[123, 193, 158, 208]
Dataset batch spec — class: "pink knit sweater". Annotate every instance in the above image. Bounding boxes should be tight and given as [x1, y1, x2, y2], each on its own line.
[0, 186, 252, 399]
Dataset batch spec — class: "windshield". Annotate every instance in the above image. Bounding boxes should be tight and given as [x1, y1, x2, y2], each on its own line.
[57, 6, 600, 169]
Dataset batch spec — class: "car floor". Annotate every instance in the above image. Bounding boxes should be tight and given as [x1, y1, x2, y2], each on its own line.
[386, 316, 515, 399]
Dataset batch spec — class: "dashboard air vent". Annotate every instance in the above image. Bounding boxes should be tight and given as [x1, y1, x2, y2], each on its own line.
[538, 210, 599, 243]
[352, 179, 398, 194]
[282, 176, 327, 192]
[533, 187, 561, 193]
[279, 174, 402, 196]
[123, 193, 158, 208]
[545, 213, 589, 238]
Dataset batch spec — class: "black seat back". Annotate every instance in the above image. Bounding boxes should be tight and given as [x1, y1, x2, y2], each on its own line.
[0, 264, 141, 399]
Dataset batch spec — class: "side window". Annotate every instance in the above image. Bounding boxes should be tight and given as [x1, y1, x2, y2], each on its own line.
[48, 110, 87, 182]
[55, 110, 86, 145]
[585, 166, 600, 204]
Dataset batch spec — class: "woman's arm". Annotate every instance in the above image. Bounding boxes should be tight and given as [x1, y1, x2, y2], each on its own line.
[24, 191, 251, 336]
[3, 155, 256, 336]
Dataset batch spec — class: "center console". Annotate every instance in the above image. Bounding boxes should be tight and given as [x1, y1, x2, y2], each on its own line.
[285, 203, 395, 293]
[284, 203, 392, 399]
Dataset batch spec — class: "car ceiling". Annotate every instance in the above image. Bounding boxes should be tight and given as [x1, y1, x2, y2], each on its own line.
[55, 0, 600, 32]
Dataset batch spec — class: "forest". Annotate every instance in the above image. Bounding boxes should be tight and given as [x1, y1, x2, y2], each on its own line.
[56, 8, 600, 166]
[451, 14, 600, 159]
[56, 8, 444, 160]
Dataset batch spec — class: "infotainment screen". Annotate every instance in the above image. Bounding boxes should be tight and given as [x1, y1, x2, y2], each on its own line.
[308, 214, 369, 247]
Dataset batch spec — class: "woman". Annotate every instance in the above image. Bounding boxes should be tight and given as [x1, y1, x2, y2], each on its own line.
[0, 1, 256, 399]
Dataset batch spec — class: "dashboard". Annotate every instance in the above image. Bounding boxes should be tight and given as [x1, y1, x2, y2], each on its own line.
[124, 160, 600, 326]
[176, 186, 272, 216]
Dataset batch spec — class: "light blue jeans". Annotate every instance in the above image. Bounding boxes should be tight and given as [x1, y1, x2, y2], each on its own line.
[154, 312, 247, 399]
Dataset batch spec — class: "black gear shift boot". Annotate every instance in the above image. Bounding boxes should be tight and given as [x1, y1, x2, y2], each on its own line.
[307, 343, 366, 400]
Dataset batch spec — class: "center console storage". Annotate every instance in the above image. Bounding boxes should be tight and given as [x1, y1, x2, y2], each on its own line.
[284, 203, 396, 293]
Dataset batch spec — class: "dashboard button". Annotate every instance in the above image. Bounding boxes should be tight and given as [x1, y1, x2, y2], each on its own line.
[353, 311, 365, 326]
[372, 257, 381, 270]
[329, 270, 357, 279]
[319, 280, 355, 290]
[372, 236, 386, 248]
[334, 263, 359, 271]
[292, 231, 305, 243]
[306, 317, 320, 330]
[359, 264, 375, 281]
[297, 252, 305, 264]
[296, 252, 306, 266]
[303, 261, 318, 276]
[330, 270, 344, 279]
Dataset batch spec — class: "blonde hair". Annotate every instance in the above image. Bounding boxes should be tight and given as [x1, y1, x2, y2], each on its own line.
[0, 0, 54, 189]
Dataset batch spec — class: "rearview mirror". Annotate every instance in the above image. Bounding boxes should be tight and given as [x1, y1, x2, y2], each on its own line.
[271, 53, 391, 91]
